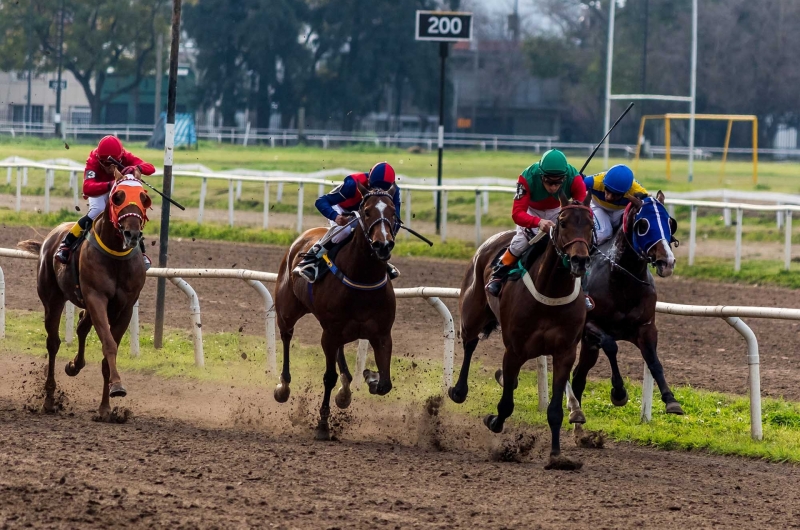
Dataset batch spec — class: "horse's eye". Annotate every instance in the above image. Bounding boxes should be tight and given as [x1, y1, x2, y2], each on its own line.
[559, 220, 566, 228]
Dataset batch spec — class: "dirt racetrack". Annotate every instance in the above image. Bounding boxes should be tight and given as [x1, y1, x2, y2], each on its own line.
[1, 354, 799, 529]
[2, 225, 800, 401]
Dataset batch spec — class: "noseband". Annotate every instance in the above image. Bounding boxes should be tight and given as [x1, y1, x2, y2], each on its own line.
[355, 189, 397, 252]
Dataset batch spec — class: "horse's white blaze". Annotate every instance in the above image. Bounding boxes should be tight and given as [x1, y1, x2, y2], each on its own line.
[376, 201, 388, 238]
[660, 239, 675, 265]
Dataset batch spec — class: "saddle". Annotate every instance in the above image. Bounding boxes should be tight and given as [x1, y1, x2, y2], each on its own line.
[500, 233, 551, 283]
[315, 231, 355, 282]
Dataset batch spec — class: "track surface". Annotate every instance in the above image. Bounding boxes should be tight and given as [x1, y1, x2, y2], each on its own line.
[1, 355, 799, 529]
[2, 225, 800, 401]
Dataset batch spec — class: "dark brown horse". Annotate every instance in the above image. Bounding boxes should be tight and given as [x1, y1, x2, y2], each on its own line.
[18, 170, 151, 420]
[450, 193, 594, 469]
[273, 183, 398, 440]
[567, 191, 683, 430]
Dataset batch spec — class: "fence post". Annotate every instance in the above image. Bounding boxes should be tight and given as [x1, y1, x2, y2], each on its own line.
[405, 189, 412, 239]
[777, 202, 784, 230]
[317, 183, 324, 199]
[482, 190, 489, 214]
[785, 210, 792, 271]
[723, 192, 731, 227]
[228, 179, 234, 227]
[537, 356, 548, 412]
[474, 190, 481, 248]
[263, 182, 270, 229]
[5, 167, 10, 184]
[641, 365, 654, 422]
[277, 182, 284, 203]
[688, 205, 697, 266]
[22, 167, 28, 187]
[15, 167, 21, 212]
[724, 316, 762, 441]
[71, 171, 78, 209]
[0, 263, 5, 338]
[493, 137, 498, 151]
[735, 208, 743, 272]
[44, 169, 51, 214]
[235, 180, 243, 201]
[170, 277, 204, 368]
[129, 300, 140, 357]
[353, 340, 370, 390]
[198, 177, 207, 224]
[441, 190, 448, 243]
[297, 183, 304, 232]
[65, 302, 74, 345]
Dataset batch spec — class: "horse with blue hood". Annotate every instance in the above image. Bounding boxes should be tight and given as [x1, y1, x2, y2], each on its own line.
[567, 190, 683, 434]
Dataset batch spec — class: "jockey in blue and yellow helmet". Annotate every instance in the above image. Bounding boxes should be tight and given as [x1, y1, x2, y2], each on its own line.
[583, 164, 648, 245]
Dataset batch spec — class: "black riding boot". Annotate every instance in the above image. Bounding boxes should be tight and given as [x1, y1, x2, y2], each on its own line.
[485, 263, 514, 297]
[294, 239, 336, 283]
[55, 215, 92, 264]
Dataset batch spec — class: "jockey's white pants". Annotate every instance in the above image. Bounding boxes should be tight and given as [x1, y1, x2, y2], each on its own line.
[591, 202, 625, 245]
[87, 192, 110, 220]
[508, 206, 561, 257]
[325, 205, 354, 245]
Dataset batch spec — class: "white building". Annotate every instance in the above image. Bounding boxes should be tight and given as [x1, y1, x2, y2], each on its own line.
[0, 70, 91, 124]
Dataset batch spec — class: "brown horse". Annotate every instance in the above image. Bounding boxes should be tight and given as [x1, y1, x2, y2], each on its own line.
[273, 183, 398, 440]
[18, 170, 151, 420]
[450, 193, 594, 469]
[567, 191, 683, 430]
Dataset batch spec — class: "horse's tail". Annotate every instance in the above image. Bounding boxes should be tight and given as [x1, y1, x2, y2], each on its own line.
[17, 240, 42, 255]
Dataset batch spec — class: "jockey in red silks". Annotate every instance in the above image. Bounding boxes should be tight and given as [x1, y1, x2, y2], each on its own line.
[55, 135, 156, 267]
[293, 162, 402, 283]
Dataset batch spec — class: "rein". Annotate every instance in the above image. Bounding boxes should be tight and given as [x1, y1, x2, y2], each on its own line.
[550, 203, 594, 266]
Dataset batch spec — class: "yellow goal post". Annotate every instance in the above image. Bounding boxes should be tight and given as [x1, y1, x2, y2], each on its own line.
[634, 114, 758, 183]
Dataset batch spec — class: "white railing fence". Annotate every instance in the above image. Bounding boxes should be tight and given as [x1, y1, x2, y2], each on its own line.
[2, 158, 800, 267]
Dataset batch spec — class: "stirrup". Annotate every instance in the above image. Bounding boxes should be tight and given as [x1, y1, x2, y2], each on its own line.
[585, 295, 595, 311]
[387, 263, 400, 280]
[294, 261, 319, 283]
[55, 245, 71, 264]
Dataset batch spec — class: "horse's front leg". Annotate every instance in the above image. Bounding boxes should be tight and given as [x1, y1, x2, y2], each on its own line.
[568, 336, 601, 425]
[65, 310, 92, 377]
[637, 323, 684, 415]
[588, 322, 626, 406]
[448, 337, 479, 404]
[316, 332, 341, 441]
[366, 334, 392, 396]
[84, 295, 125, 420]
[43, 300, 66, 413]
[335, 347, 353, 409]
[483, 350, 523, 434]
[545, 350, 583, 470]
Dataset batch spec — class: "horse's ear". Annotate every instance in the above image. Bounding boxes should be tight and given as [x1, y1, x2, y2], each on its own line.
[357, 182, 369, 197]
[140, 191, 152, 210]
[558, 190, 569, 208]
[656, 190, 666, 204]
[111, 190, 126, 206]
[582, 192, 592, 207]
[387, 183, 397, 197]
[113, 168, 124, 181]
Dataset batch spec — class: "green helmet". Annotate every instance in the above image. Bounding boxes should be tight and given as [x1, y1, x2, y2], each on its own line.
[539, 149, 569, 181]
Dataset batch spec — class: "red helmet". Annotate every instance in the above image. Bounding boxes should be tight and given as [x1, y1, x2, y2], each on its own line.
[96, 135, 124, 161]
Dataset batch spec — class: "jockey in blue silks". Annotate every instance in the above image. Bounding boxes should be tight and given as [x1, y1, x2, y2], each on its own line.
[293, 162, 402, 283]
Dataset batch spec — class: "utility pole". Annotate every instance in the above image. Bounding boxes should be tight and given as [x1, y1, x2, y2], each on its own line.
[154, 0, 182, 348]
[54, 0, 66, 137]
[154, 33, 164, 124]
[25, 2, 33, 130]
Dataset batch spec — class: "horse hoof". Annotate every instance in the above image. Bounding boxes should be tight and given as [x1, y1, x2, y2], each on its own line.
[274, 384, 290, 403]
[483, 414, 503, 434]
[42, 398, 56, 414]
[109, 382, 127, 398]
[315, 422, 331, 441]
[494, 369, 504, 387]
[364, 370, 380, 395]
[666, 402, 685, 415]
[64, 361, 83, 377]
[610, 387, 628, 407]
[544, 454, 583, 471]
[448, 386, 467, 404]
[335, 388, 352, 409]
[569, 409, 586, 424]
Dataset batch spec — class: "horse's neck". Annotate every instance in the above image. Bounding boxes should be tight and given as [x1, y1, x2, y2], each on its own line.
[93, 212, 123, 252]
[336, 228, 386, 282]
[531, 243, 575, 298]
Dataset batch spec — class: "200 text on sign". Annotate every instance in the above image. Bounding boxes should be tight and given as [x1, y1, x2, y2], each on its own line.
[415, 11, 473, 42]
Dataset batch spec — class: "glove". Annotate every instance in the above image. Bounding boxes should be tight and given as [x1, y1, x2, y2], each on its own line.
[121, 166, 138, 176]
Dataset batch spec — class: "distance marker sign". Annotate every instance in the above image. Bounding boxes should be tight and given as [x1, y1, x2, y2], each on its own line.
[415, 11, 473, 42]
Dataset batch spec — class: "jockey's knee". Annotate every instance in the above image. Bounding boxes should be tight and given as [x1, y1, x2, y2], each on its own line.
[87, 207, 105, 221]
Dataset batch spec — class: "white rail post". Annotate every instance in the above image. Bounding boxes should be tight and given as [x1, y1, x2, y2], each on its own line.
[244, 279, 276, 374]
[263, 182, 270, 229]
[404, 189, 412, 240]
[667, 204, 675, 217]
[0, 264, 5, 338]
[688, 205, 697, 266]
[169, 277, 204, 368]
[474, 190, 481, 248]
[440, 190, 448, 243]
[724, 316, 762, 441]
[71, 171, 79, 209]
[425, 296, 455, 391]
[65, 302, 74, 345]
[641, 364, 654, 422]
[735, 208, 743, 272]
[15, 166, 21, 212]
[777, 202, 783, 229]
[198, 177, 207, 224]
[129, 300, 140, 357]
[723, 192, 731, 227]
[228, 179, 234, 227]
[353, 339, 370, 390]
[5, 167, 10, 184]
[297, 183, 304, 232]
[482, 190, 489, 214]
[785, 210, 792, 271]
[44, 169, 51, 214]
[537, 356, 548, 412]
[236, 180, 242, 201]
[22, 166, 28, 187]
[317, 183, 324, 199]
[277, 182, 284, 203]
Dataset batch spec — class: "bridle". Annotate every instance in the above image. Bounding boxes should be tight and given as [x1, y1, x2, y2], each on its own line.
[550, 203, 594, 265]
[354, 188, 398, 254]
[108, 177, 148, 236]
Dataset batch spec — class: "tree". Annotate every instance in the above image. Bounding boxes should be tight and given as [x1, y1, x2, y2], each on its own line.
[0, 0, 170, 123]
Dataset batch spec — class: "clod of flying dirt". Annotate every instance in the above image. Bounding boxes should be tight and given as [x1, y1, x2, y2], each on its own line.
[238, 326, 244, 333]
[425, 395, 442, 417]
[64, 142, 69, 149]
[93, 407, 133, 424]
[489, 432, 537, 463]
[576, 429, 606, 449]
[240, 352, 247, 360]
[151, 240, 157, 246]
[544, 454, 583, 471]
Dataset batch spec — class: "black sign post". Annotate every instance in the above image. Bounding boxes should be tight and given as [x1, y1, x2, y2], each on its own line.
[415, 10, 472, 235]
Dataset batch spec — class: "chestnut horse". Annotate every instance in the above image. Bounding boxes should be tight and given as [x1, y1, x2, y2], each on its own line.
[273, 183, 398, 440]
[567, 191, 683, 430]
[18, 170, 151, 420]
[450, 193, 594, 469]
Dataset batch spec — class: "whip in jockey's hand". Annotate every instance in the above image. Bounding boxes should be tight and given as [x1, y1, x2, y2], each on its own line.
[55, 135, 156, 269]
[293, 162, 402, 284]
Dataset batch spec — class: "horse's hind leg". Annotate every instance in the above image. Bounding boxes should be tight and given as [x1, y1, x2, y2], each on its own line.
[483, 351, 524, 434]
[448, 337, 479, 404]
[316, 333, 340, 441]
[366, 334, 392, 396]
[587, 323, 627, 406]
[43, 300, 66, 413]
[65, 310, 92, 377]
[637, 324, 684, 415]
[335, 347, 352, 409]
[274, 327, 293, 403]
